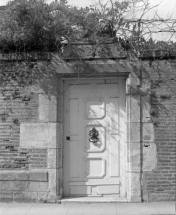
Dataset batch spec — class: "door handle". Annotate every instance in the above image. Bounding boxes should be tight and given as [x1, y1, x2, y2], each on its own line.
[66, 136, 70, 140]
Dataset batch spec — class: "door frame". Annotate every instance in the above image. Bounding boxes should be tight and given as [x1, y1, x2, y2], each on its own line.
[60, 76, 131, 201]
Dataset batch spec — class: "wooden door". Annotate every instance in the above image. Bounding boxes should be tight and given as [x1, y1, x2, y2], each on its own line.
[63, 78, 126, 198]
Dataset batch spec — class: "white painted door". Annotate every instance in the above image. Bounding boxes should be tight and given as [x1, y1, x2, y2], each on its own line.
[64, 78, 127, 199]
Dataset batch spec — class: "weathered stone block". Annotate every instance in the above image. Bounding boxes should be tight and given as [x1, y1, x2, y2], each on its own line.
[28, 182, 48, 192]
[37, 192, 48, 203]
[127, 122, 140, 143]
[58, 149, 63, 168]
[143, 123, 154, 143]
[60, 187, 63, 197]
[143, 194, 149, 202]
[29, 171, 48, 182]
[130, 173, 141, 197]
[0, 171, 48, 182]
[47, 192, 60, 203]
[38, 94, 49, 121]
[58, 168, 63, 188]
[149, 192, 175, 201]
[13, 191, 38, 202]
[142, 95, 151, 122]
[38, 94, 57, 122]
[57, 123, 63, 148]
[48, 148, 57, 169]
[0, 171, 28, 181]
[130, 143, 141, 172]
[47, 168, 62, 201]
[47, 148, 62, 169]
[48, 169, 57, 194]
[128, 95, 140, 122]
[0, 191, 13, 202]
[48, 96, 57, 122]
[20, 122, 59, 148]
[143, 142, 157, 171]
[58, 94, 64, 123]
[0, 181, 28, 191]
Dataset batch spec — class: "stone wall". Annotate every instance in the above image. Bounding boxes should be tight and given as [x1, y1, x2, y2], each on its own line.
[0, 51, 175, 202]
[0, 170, 48, 202]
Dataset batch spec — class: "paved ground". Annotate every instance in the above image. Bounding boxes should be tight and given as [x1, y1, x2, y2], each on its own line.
[0, 202, 175, 215]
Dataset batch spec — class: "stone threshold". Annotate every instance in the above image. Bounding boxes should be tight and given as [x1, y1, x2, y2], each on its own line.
[61, 196, 128, 203]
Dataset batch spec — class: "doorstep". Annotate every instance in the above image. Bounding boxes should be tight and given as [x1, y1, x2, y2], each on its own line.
[61, 196, 128, 203]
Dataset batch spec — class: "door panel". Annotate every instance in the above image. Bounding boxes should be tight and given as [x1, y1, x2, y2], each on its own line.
[69, 141, 79, 178]
[97, 83, 118, 93]
[97, 185, 120, 194]
[85, 158, 106, 178]
[64, 79, 126, 198]
[85, 100, 105, 119]
[70, 185, 91, 195]
[70, 84, 91, 94]
[70, 99, 79, 135]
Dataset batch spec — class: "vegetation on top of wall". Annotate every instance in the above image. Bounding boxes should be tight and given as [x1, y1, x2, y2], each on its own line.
[0, 0, 176, 55]
[0, 0, 129, 53]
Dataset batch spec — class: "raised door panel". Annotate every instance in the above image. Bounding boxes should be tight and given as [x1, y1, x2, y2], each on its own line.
[85, 100, 105, 119]
[69, 99, 79, 178]
[85, 158, 106, 178]
[109, 97, 120, 177]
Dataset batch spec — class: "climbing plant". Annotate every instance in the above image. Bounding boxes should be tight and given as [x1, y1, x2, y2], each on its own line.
[0, 0, 176, 53]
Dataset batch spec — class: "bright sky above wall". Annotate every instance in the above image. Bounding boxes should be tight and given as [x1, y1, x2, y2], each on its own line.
[68, 0, 176, 19]
[0, 0, 175, 18]
[69, 0, 176, 19]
